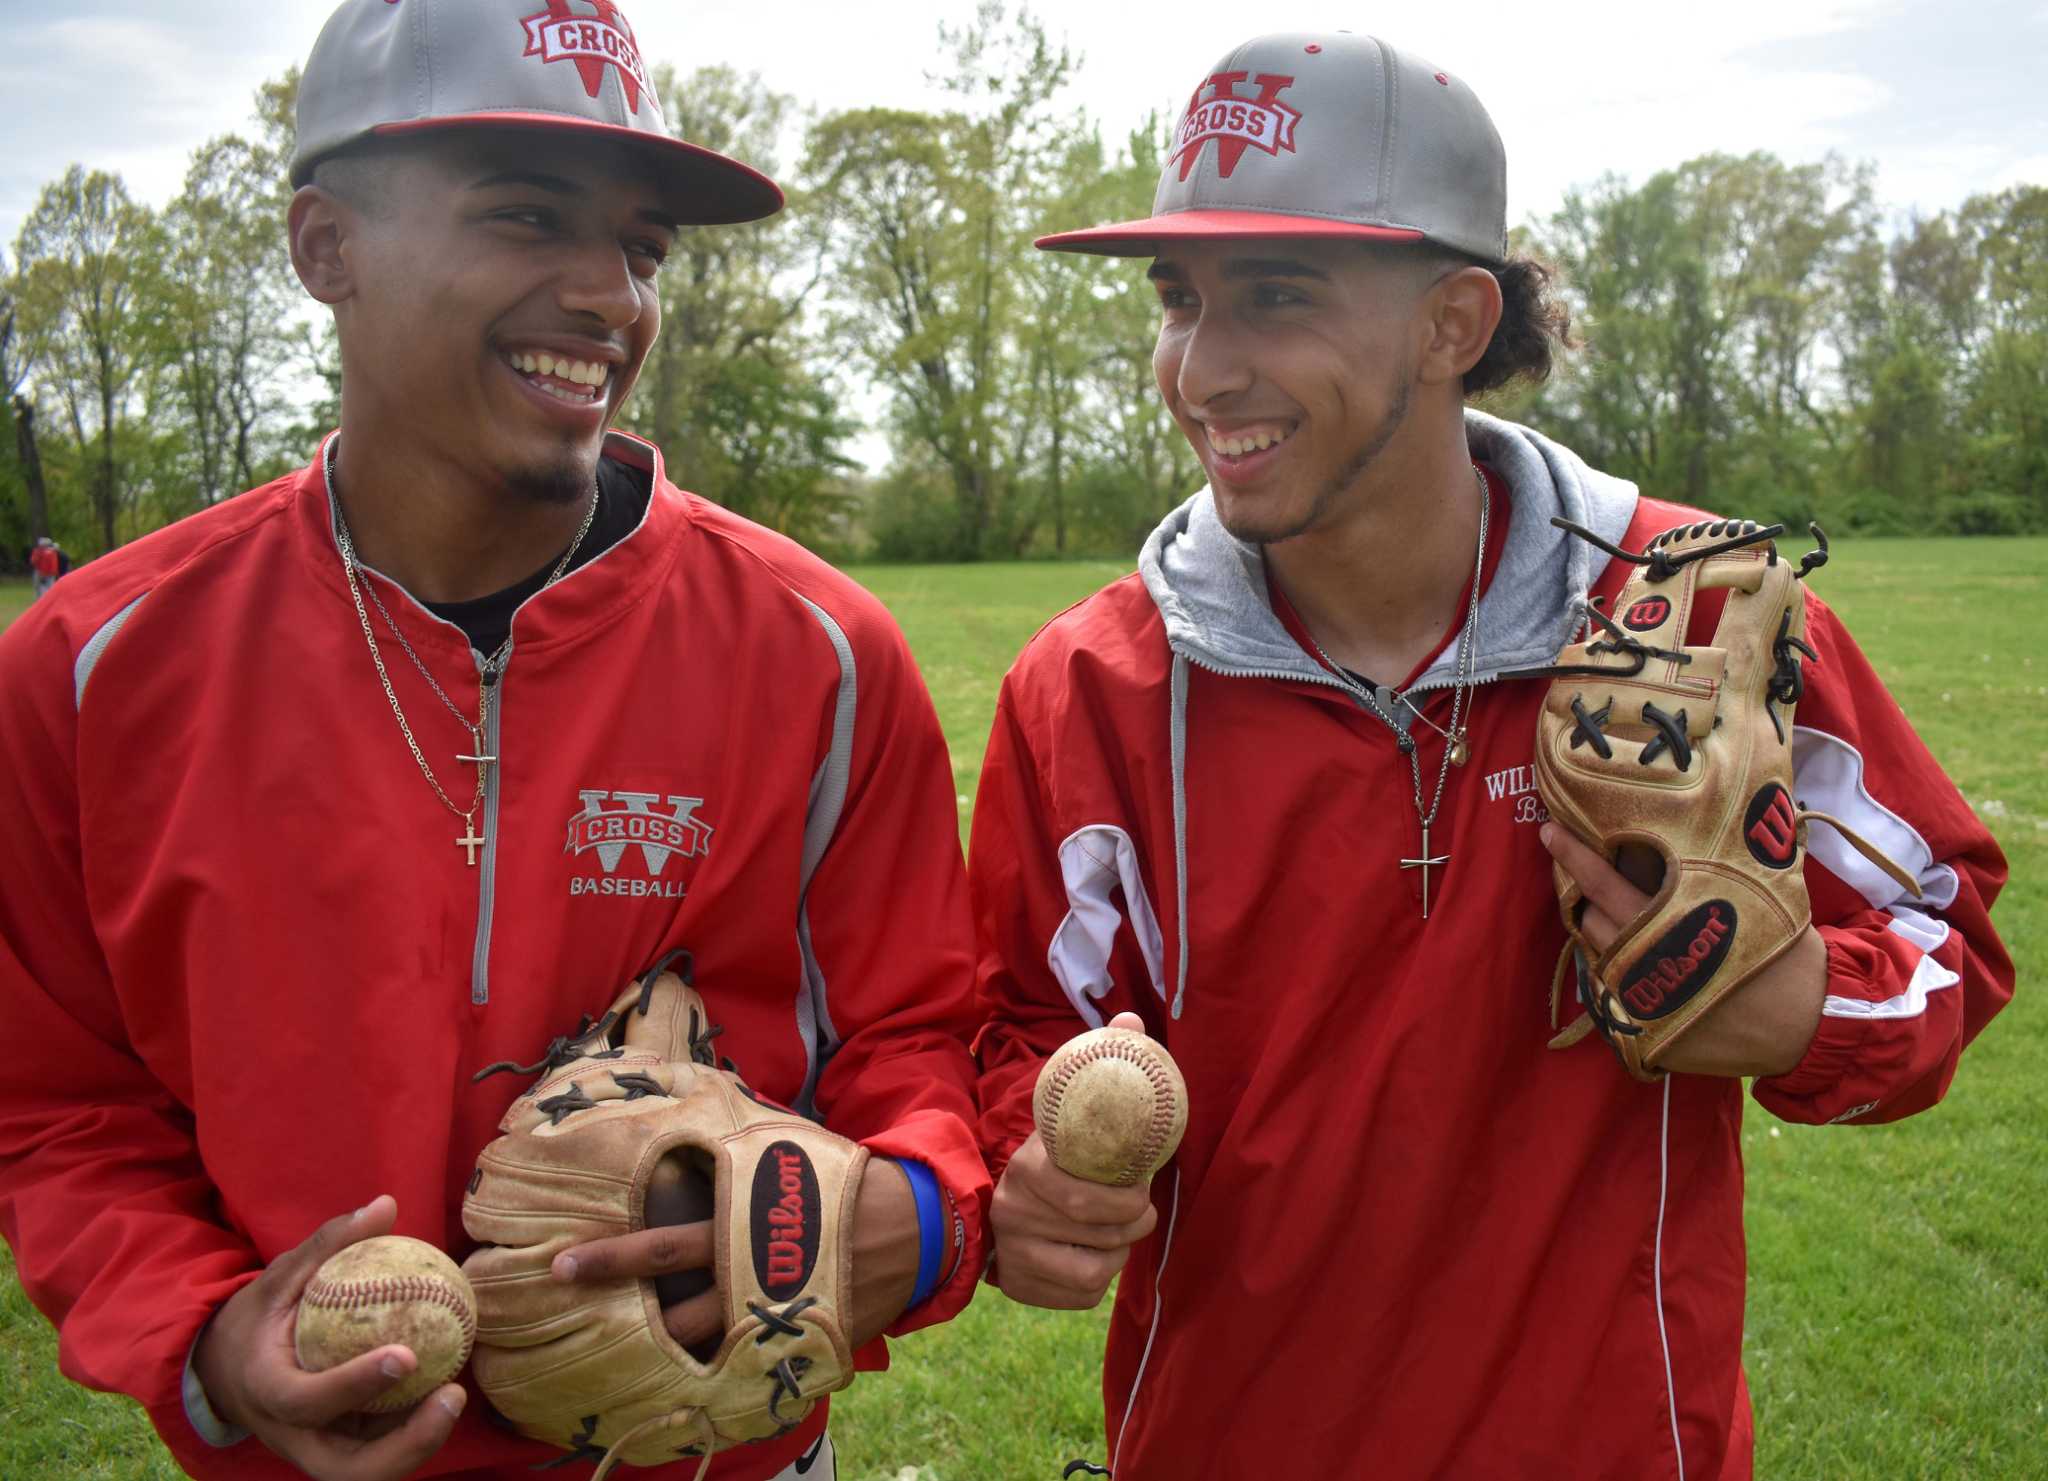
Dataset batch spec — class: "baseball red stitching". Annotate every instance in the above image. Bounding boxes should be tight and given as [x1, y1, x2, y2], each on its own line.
[301, 1273, 478, 1349]
[1042, 1038, 1177, 1187]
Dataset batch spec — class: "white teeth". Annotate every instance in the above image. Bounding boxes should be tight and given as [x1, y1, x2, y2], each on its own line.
[506, 351, 610, 395]
[532, 379, 594, 403]
[1206, 424, 1293, 457]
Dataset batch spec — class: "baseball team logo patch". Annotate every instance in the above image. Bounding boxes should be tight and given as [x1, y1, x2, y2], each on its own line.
[565, 790, 713, 898]
[1744, 783, 1800, 868]
[752, 1141, 821, 1301]
[1619, 900, 1737, 1020]
[1172, 71, 1302, 181]
[520, 0, 657, 116]
[1621, 596, 1673, 632]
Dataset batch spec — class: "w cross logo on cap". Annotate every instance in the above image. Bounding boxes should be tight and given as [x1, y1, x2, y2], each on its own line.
[520, 0, 655, 116]
[1171, 71, 1303, 181]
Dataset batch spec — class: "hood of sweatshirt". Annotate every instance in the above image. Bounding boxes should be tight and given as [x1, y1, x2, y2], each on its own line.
[1139, 408, 1641, 691]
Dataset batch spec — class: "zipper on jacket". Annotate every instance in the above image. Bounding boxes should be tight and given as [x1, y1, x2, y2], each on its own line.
[469, 653, 506, 1006]
[1171, 644, 1510, 743]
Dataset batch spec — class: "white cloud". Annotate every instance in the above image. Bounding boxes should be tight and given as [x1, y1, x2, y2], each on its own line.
[1, 0, 2031, 254]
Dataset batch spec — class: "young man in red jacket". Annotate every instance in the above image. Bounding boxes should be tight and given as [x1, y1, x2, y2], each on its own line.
[972, 31, 2012, 1480]
[0, 4, 986, 1479]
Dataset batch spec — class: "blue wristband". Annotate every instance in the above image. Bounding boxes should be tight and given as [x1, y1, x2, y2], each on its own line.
[896, 1157, 945, 1310]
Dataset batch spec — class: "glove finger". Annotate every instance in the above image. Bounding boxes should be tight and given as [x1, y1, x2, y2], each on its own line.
[554, 1221, 715, 1283]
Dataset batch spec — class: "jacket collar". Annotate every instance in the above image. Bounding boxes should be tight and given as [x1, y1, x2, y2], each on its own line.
[291, 428, 693, 662]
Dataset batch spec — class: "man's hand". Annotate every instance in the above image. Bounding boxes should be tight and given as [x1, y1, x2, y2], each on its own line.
[553, 1157, 923, 1351]
[1541, 824, 1826, 1077]
[989, 1012, 1161, 1310]
[192, 1195, 465, 1481]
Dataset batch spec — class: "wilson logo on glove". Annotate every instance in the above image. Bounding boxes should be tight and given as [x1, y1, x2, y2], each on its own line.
[1619, 901, 1737, 1019]
[1744, 784, 1800, 868]
[1621, 596, 1672, 632]
[752, 1142, 821, 1299]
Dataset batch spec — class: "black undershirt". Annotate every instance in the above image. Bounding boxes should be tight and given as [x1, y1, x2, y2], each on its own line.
[422, 457, 651, 656]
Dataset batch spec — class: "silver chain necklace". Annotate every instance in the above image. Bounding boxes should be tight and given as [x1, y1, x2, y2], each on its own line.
[324, 439, 598, 865]
[1305, 464, 1489, 919]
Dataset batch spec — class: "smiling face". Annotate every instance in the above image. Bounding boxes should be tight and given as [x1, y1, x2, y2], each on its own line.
[308, 128, 680, 504]
[1149, 239, 1450, 547]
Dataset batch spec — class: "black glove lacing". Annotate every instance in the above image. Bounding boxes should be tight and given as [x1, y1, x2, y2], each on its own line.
[533, 1416, 608, 1469]
[473, 1014, 625, 1084]
[1576, 961, 1643, 1045]
[1561, 515, 1786, 581]
[1638, 703, 1694, 770]
[1569, 697, 1614, 758]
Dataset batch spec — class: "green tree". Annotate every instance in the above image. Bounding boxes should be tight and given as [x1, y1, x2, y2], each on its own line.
[807, 3, 1077, 557]
[1037, 118, 1202, 553]
[613, 65, 852, 542]
[12, 168, 161, 553]
[1533, 152, 1874, 526]
[157, 129, 301, 509]
[1954, 186, 2048, 527]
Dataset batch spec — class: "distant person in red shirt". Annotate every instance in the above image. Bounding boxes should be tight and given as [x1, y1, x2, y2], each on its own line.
[28, 538, 60, 600]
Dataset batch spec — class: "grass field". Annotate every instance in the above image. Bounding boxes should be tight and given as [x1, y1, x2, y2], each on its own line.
[1, 539, 2043, 1479]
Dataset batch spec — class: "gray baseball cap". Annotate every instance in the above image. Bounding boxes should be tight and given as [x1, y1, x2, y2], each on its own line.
[1037, 32, 1505, 263]
[292, 0, 782, 225]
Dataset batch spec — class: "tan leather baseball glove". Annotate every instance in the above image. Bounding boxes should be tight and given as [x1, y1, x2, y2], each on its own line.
[1519, 519, 1918, 1081]
[461, 957, 866, 1479]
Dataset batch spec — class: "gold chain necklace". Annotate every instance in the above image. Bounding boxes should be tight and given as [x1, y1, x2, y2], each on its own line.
[1305, 464, 1489, 919]
[323, 440, 598, 865]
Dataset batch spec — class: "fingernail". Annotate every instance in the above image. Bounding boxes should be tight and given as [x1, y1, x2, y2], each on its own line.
[380, 1355, 406, 1379]
[439, 1389, 467, 1419]
[552, 1255, 576, 1281]
[1539, 824, 1555, 846]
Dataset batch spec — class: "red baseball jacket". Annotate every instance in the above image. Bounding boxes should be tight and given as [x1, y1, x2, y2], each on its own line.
[0, 433, 989, 1480]
[971, 413, 2011, 1480]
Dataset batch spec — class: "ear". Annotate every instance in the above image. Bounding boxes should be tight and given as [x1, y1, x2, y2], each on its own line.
[288, 185, 355, 306]
[1416, 265, 1503, 389]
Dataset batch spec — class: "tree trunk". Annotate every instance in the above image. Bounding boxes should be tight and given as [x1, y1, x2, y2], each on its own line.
[13, 395, 50, 541]
[98, 377, 117, 551]
[1050, 414, 1066, 555]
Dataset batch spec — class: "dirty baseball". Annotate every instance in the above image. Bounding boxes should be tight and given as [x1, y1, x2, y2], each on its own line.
[293, 1235, 477, 1415]
[1033, 1026, 1188, 1186]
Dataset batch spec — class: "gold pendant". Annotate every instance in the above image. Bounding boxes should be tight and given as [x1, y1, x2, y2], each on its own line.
[1449, 734, 1470, 767]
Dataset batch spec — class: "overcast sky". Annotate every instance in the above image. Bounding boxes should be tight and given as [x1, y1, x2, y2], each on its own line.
[2, 0, 2044, 256]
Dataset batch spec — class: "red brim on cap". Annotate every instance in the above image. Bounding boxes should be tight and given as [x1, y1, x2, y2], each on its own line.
[1036, 209, 1425, 257]
[371, 113, 784, 226]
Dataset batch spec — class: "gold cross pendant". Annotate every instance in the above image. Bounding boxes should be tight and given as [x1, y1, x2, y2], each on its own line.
[456, 817, 486, 867]
[1400, 824, 1449, 918]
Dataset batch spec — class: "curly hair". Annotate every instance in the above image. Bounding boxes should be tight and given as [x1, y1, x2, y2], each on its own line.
[1463, 252, 1577, 397]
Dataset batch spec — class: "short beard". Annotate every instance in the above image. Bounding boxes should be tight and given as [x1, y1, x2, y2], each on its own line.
[1221, 368, 1414, 547]
[502, 449, 600, 506]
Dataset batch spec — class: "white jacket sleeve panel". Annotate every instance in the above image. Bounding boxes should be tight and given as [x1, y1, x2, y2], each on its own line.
[971, 687, 1168, 1181]
[1751, 596, 2012, 1126]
